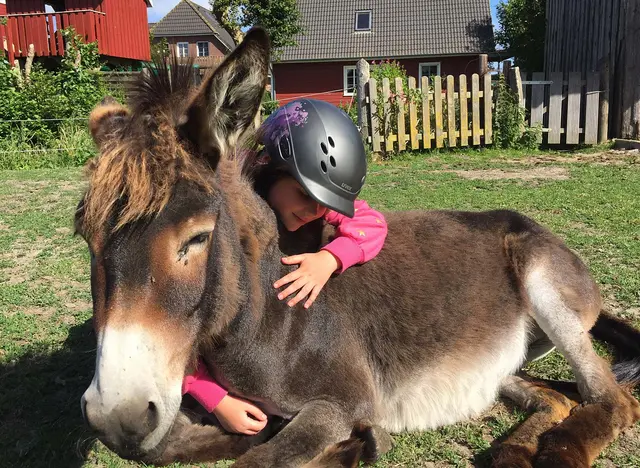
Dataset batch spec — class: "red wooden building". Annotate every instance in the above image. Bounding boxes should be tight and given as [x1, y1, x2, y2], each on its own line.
[273, 0, 496, 107]
[1, 0, 151, 65]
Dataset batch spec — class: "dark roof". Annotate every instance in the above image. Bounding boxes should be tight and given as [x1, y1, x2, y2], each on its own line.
[278, 0, 495, 62]
[150, 0, 235, 52]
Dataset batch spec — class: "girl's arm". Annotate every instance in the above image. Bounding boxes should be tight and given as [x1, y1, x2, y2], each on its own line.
[182, 358, 228, 412]
[182, 359, 268, 435]
[275, 200, 388, 308]
[321, 199, 388, 273]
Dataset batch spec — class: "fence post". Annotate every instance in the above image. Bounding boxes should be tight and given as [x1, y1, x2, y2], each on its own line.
[478, 54, 488, 76]
[509, 66, 524, 106]
[509, 66, 525, 136]
[598, 58, 610, 143]
[483, 73, 493, 144]
[503, 61, 511, 82]
[356, 59, 370, 143]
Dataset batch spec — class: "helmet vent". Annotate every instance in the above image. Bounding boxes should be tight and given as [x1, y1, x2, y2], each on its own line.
[321, 161, 328, 173]
[320, 142, 328, 154]
[328, 136, 335, 148]
[330, 156, 336, 167]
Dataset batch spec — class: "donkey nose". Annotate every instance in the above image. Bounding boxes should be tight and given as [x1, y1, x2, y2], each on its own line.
[83, 395, 160, 449]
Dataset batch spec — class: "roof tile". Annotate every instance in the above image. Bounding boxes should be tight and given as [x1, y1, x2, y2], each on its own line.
[278, 0, 494, 62]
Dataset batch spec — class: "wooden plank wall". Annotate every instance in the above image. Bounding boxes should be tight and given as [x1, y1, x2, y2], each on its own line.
[366, 73, 493, 153]
[516, 69, 604, 145]
[545, 0, 639, 138]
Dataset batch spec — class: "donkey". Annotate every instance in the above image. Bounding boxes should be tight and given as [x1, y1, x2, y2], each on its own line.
[78, 28, 640, 467]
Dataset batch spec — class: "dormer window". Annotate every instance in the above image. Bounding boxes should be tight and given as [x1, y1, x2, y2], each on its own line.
[355, 11, 371, 31]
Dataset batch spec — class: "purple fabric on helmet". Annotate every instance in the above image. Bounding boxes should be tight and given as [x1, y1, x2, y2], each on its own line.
[265, 101, 309, 144]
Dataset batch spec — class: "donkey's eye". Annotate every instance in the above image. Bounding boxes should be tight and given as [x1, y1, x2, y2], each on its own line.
[178, 232, 211, 260]
[188, 233, 210, 246]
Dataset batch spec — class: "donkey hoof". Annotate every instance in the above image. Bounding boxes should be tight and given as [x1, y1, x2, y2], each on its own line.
[350, 422, 393, 463]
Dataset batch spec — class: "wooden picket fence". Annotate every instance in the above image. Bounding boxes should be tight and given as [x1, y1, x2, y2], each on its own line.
[365, 74, 493, 153]
[508, 68, 607, 145]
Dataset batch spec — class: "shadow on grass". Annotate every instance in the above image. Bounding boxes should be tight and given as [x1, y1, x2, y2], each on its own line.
[0, 318, 97, 468]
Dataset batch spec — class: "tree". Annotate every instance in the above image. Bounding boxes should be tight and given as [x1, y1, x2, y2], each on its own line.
[149, 31, 170, 62]
[209, 0, 304, 60]
[495, 0, 546, 71]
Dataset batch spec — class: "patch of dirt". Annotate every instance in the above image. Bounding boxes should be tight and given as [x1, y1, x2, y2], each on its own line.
[63, 300, 92, 312]
[568, 221, 602, 236]
[499, 150, 639, 166]
[0, 244, 44, 285]
[451, 441, 474, 458]
[20, 307, 56, 319]
[444, 167, 570, 181]
[3, 180, 51, 189]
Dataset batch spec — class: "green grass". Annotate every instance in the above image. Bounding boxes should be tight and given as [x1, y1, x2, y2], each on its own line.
[0, 147, 638, 467]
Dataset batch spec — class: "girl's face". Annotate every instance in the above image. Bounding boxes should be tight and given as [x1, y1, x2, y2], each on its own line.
[267, 176, 327, 231]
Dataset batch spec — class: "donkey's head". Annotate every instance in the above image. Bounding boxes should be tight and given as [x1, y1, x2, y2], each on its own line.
[77, 29, 271, 459]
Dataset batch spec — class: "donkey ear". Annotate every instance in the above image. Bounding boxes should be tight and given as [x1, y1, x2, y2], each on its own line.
[89, 97, 130, 149]
[180, 27, 270, 166]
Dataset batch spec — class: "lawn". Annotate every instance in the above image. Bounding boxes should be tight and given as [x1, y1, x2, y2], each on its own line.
[0, 147, 638, 468]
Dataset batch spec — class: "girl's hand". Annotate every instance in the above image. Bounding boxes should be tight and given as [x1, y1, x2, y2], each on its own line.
[274, 251, 340, 309]
[213, 395, 268, 435]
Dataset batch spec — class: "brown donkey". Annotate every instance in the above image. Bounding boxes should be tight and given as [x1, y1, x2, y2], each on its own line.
[77, 28, 640, 467]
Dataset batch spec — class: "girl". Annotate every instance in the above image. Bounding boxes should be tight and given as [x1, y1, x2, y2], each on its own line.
[182, 99, 388, 435]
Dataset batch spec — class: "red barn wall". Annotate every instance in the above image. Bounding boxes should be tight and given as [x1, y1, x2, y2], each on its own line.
[273, 56, 484, 107]
[96, 0, 150, 61]
[6, 0, 150, 61]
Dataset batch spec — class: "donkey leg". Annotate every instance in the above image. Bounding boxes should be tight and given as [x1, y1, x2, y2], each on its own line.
[492, 375, 579, 468]
[230, 400, 358, 468]
[301, 439, 364, 468]
[301, 423, 393, 468]
[525, 267, 640, 467]
[147, 412, 281, 465]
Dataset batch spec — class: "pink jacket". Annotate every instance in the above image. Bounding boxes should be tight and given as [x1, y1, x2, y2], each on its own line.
[182, 199, 388, 411]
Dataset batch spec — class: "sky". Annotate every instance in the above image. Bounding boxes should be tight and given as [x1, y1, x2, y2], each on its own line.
[148, 0, 212, 23]
[148, 0, 502, 26]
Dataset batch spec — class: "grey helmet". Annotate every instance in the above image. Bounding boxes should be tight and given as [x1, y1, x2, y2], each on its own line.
[260, 98, 367, 217]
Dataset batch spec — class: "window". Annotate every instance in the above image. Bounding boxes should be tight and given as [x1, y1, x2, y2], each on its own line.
[355, 11, 371, 31]
[418, 62, 441, 86]
[197, 41, 209, 57]
[344, 66, 357, 96]
[177, 42, 189, 58]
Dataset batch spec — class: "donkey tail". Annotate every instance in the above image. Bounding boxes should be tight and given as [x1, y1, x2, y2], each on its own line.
[590, 311, 640, 386]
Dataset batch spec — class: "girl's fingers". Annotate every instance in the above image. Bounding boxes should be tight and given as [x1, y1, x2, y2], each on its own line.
[274, 269, 302, 290]
[281, 255, 306, 265]
[288, 282, 314, 307]
[245, 405, 267, 421]
[304, 285, 322, 309]
[244, 417, 267, 433]
[278, 277, 307, 301]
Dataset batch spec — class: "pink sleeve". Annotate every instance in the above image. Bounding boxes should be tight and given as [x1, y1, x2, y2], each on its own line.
[181, 358, 228, 412]
[321, 199, 388, 273]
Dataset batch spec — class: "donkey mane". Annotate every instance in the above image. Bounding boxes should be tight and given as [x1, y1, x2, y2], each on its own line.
[79, 58, 261, 238]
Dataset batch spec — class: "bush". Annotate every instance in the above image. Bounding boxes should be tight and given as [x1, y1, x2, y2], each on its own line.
[0, 27, 111, 167]
[261, 90, 279, 115]
[0, 123, 96, 170]
[338, 102, 358, 126]
[493, 74, 541, 150]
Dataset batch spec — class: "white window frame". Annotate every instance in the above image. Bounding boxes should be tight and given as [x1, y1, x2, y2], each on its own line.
[176, 42, 189, 58]
[418, 62, 441, 86]
[196, 41, 209, 57]
[354, 10, 371, 31]
[270, 71, 276, 101]
[343, 65, 357, 96]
